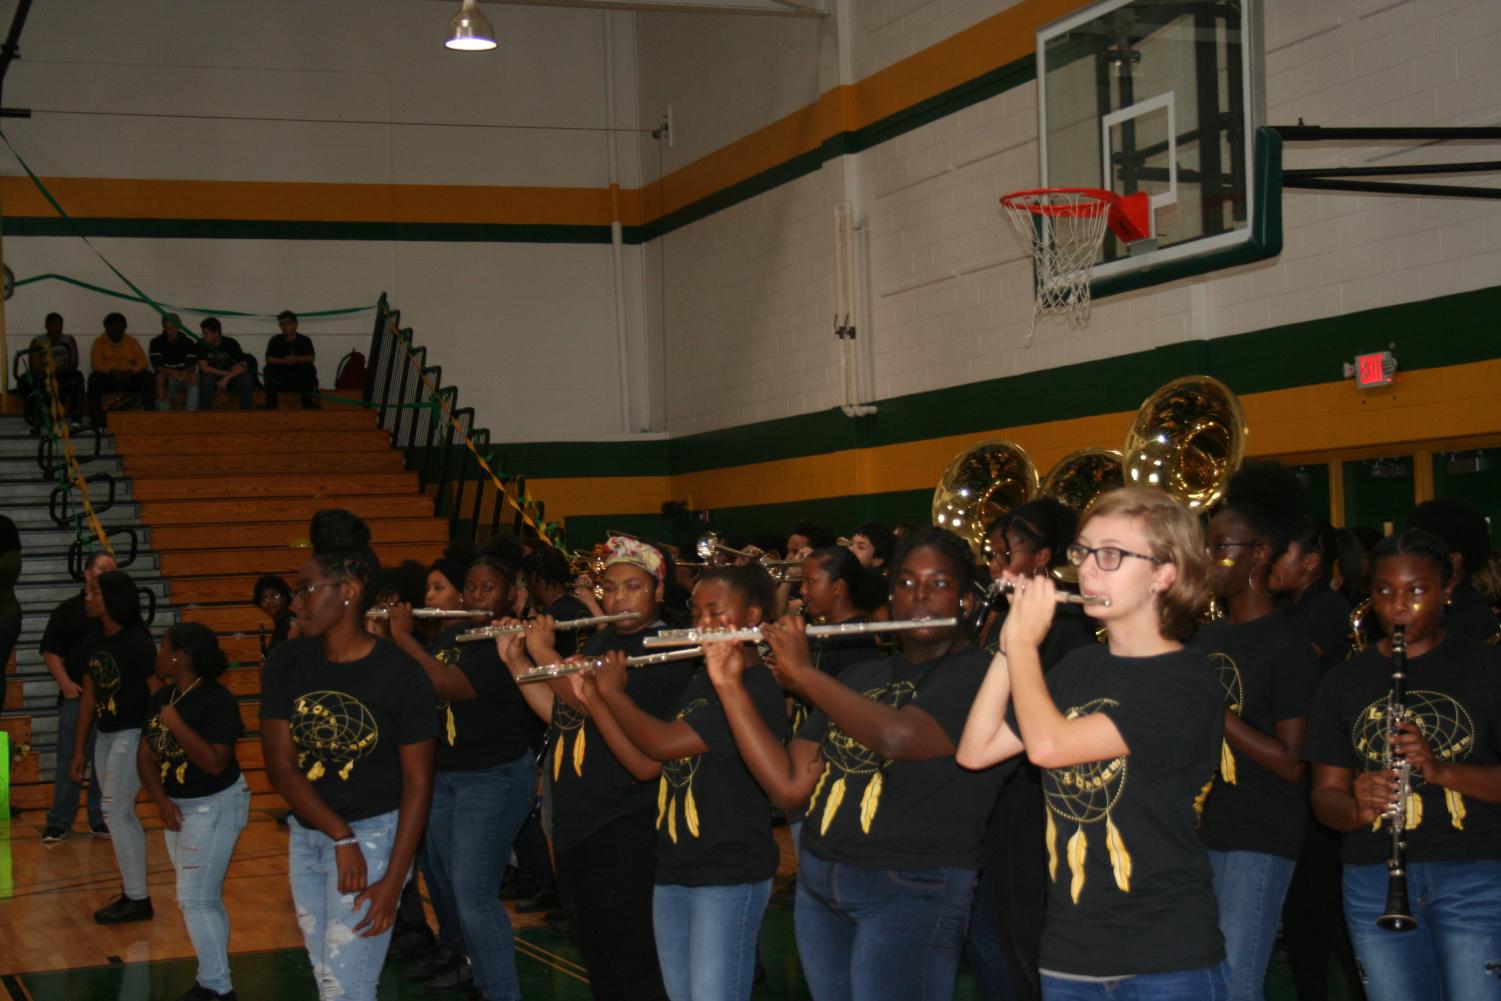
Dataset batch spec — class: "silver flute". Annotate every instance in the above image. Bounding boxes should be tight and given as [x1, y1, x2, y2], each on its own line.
[986, 580, 1111, 607]
[515, 645, 705, 685]
[365, 608, 489, 620]
[456, 611, 640, 644]
[641, 616, 960, 648]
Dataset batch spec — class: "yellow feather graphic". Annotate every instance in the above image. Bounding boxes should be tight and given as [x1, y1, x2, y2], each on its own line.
[667, 797, 678, 843]
[858, 771, 882, 834]
[656, 776, 668, 827]
[1045, 807, 1059, 882]
[1407, 791, 1422, 830]
[685, 784, 701, 838]
[1193, 777, 1214, 825]
[1446, 788, 1467, 830]
[339, 760, 354, 781]
[820, 776, 847, 836]
[573, 726, 586, 777]
[445, 705, 457, 747]
[807, 765, 830, 812]
[1220, 740, 1237, 785]
[306, 760, 325, 781]
[160, 761, 170, 782]
[1105, 816, 1132, 893]
[175, 762, 188, 785]
[553, 734, 564, 782]
[1067, 826, 1087, 904]
[106, 696, 116, 714]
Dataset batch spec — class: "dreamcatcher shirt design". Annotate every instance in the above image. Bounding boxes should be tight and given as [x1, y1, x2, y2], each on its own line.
[551, 700, 587, 781]
[806, 679, 916, 837]
[1042, 698, 1133, 904]
[435, 645, 461, 747]
[290, 689, 379, 782]
[1353, 688, 1475, 831]
[88, 651, 122, 719]
[657, 698, 710, 843]
[1211, 652, 1244, 785]
[146, 708, 186, 785]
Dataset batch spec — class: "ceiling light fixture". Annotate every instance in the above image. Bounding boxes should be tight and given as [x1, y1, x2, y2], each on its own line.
[445, 0, 496, 51]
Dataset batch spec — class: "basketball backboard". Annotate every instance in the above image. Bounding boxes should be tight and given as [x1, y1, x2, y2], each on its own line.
[1036, 0, 1280, 296]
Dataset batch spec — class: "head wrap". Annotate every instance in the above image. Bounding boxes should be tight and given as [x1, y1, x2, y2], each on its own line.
[604, 535, 665, 584]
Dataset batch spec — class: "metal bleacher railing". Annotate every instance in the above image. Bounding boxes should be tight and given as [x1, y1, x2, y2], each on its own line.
[363, 294, 555, 550]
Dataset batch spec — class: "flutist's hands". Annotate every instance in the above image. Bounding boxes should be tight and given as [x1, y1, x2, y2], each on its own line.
[999, 575, 1056, 654]
[1352, 769, 1403, 826]
[566, 664, 599, 709]
[386, 602, 415, 640]
[594, 650, 629, 695]
[525, 614, 559, 663]
[704, 640, 747, 689]
[761, 615, 815, 695]
[494, 618, 529, 671]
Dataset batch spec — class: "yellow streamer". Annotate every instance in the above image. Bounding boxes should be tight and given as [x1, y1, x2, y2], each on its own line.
[40, 346, 113, 558]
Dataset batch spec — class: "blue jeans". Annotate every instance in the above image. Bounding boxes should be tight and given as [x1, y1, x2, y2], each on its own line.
[425, 756, 535, 1001]
[1208, 849, 1298, 1001]
[166, 777, 251, 994]
[417, 836, 462, 951]
[198, 369, 255, 410]
[795, 850, 976, 1001]
[1041, 963, 1230, 1000]
[288, 811, 402, 1001]
[1343, 860, 1501, 1001]
[47, 696, 103, 831]
[653, 879, 772, 1001]
[95, 728, 146, 899]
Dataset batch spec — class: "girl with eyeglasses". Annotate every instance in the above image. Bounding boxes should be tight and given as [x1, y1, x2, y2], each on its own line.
[1192, 462, 1320, 1001]
[959, 487, 1228, 1001]
[259, 510, 436, 1001]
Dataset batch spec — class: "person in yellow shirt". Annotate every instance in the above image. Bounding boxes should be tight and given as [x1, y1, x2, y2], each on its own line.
[87, 312, 155, 427]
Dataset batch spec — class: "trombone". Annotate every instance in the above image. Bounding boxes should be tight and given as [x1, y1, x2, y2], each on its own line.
[455, 612, 639, 644]
[515, 645, 704, 685]
[641, 616, 960, 648]
[696, 531, 805, 581]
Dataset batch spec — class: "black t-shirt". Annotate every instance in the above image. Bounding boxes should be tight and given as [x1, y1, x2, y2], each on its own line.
[1445, 582, 1501, 645]
[549, 624, 698, 851]
[1036, 644, 1225, 978]
[427, 625, 531, 772]
[260, 636, 437, 824]
[40, 591, 93, 692]
[82, 626, 157, 732]
[143, 681, 244, 799]
[1286, 580, 1353, 669]
[200, 336, 247, 373]
[266, 333, 315, 362]
[1305, 634, 1501, 865]
[148, 333, 197, 370]
[548, 594, 592, 659]
[984, 599, 1099, 663]
[796, 646, 1014, 870]
[1191, 612, 1319, 859]
[787, 618, 881, 736]
[656, 664, 787, 887]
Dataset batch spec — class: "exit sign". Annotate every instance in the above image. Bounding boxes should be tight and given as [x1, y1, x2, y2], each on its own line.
[1344, 350, 1396, 388]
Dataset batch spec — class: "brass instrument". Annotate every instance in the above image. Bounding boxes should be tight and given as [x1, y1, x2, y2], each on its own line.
[1378, 624, 1417, 932]
[1122, 375, 1247, 511]
[365, 608, 488, 620]
[455, 611, 639, 644]
[642, 616, 959, 648]
[696, 531, 804, 581]
[985, 580, 1110, 607]
[932, 442, 1039, 561]
[1349, 598, 1377, 653]
[515, 645, 704, 685]
[836, 536, 853, 547]
[1041, 448, 1125, 516]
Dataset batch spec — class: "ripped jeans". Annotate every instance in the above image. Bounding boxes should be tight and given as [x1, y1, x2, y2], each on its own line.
[165, 777, 251, 994]
[288, 811, 402, 1001]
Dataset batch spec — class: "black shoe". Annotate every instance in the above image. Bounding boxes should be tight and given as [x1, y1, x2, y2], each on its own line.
[388, 926, 436, 960]
[90, 822, 110, 839]
[301, 393, 321, 409]
[515, 887, 558, 914]
[543, 908, 573, 939]
[178, 984, 237, 1001]
[423, 958, 472, 994]
[42, 826, 68, 844]
[404, 946, 457, 981]
[94, 894, 153, 924]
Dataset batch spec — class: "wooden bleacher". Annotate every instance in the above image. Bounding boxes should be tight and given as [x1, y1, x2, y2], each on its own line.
[15, 405, 450, 817]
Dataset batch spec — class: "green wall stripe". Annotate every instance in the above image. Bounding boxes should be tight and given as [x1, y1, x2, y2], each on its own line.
[504, 282, 1501, 478]
[0, 216, 643, 245]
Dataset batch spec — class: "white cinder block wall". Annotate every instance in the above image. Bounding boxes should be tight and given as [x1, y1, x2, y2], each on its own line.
[642, 0, 1501, 438]
[1, 0, 656, 438]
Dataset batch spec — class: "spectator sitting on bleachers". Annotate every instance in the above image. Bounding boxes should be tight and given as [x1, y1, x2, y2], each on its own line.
[86, 312, 154, 427]
[254, 574, 295, 657]
[24, 312, 85, 422]
[148, 314, 198, 411]
[260, 310, 319, 410]
[196, 316, 255, 411]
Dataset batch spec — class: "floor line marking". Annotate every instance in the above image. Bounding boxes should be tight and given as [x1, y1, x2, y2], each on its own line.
[515, 940, 589, 983]
[515, 937, 589, 976]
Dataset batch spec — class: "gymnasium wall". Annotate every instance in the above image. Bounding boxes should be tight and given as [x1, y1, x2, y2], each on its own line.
[521, 0, 1501, 547]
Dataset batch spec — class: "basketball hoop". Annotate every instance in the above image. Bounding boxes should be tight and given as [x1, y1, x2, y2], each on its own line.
[1000, 187, 1152, 337]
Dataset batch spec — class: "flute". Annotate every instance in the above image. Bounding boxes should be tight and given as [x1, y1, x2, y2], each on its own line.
[641, 616, 960, 649]
[456, 612, 640, 644]
[365, 608, 489, 620]
[515, 645, 704, 685]
[986, 580, 1111, 607]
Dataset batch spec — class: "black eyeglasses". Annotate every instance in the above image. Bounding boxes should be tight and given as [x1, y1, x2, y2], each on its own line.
[1066, 544, 1161, 572]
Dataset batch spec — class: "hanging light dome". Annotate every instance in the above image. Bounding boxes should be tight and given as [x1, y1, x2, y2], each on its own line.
[445, 0, 496, 51]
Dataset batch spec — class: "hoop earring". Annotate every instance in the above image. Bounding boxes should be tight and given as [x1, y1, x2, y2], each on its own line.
[1247, 566, 1270, 597]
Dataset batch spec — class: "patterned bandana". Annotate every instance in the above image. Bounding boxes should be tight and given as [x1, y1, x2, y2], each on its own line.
[604, 536, 665, 583]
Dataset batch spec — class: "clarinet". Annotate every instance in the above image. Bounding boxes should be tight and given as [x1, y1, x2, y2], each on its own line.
[1377, 624, 1418, 932]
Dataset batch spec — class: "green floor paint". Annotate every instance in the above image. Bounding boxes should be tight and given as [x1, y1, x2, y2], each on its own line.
[9, 899, 1353, 1000]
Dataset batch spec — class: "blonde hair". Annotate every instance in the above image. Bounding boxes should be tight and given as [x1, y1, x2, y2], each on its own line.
[1082, 487, 1210, 642]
